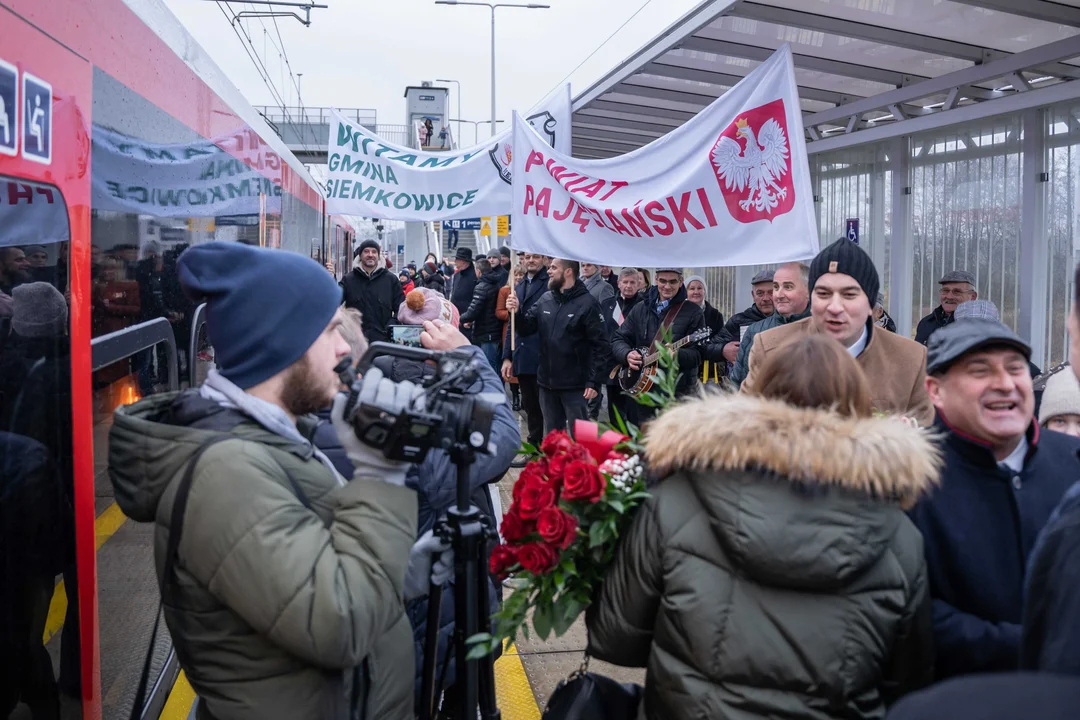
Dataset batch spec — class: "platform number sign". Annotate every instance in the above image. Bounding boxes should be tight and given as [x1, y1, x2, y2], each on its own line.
[0, 59, 16, 157]
[845, 218, 860, 245]
[21, 71, 51, 164]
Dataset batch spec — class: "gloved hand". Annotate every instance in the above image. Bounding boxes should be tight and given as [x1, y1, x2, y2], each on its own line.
[403, 529, 454, 601]
[330, 366, 425, 485]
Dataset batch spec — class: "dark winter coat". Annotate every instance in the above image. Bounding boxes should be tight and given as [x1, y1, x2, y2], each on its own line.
[449, 264, 477, 318]
[341, 266, 406, 344]
[599, 292, 644, 386]
[704, 302, 769, 364]
[886, 673, 1080, 720]
[461, 265, 508, 342]
[1021, 478, 1080, 675]
[502, 268, 549, 377]
[420, 271, 445, 297]
[587, 394, 939, 720]
[311, 346, 517, 702]
[108, 392, 417, 720]
[514, 280, 607, 391]
[908, 416, 1080, 680]
[611, 285, 705, 397]
[699, 301, 724, 336]
[914, 305, 952, 345]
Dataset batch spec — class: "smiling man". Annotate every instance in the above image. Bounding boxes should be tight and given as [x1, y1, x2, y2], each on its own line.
[908, 319, 1080, 681]
[914, 270, 978, 345]
[742, 238, 933, 424]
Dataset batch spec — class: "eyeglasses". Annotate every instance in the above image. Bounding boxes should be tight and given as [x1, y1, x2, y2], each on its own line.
[656, 278, 681, 286]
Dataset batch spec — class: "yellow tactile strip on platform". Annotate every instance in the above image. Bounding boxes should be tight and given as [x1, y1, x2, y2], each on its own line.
[496, 643, 542, 720]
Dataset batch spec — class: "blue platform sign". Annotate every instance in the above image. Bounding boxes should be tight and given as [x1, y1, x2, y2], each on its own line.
[445, 218, 482, 231]
[845, 218, 860, 245]
[22, 71, 51, 164]
[0, 59, 17, 157]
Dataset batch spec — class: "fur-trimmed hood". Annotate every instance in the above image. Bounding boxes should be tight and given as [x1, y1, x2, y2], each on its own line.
[643, 393, 942, 590]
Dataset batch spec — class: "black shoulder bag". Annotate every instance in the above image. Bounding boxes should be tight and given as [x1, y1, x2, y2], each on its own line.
[128, 435, 371, 720]
[542, 654, 643, 720]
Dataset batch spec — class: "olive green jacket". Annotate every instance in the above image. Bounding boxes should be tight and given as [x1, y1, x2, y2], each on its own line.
[587, 394, 940, 720]
[109, 391, 417, 720]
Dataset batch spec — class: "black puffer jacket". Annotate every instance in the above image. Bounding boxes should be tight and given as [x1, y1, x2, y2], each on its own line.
[340, 266, 406, 344]
[449, 264, 477, 317]
[515, 280, 607, 391]
[420, 272, 445, 298]
[612, 285, 705, 396]
[461, 265, 508, 342]
[704, 303, 768, 365]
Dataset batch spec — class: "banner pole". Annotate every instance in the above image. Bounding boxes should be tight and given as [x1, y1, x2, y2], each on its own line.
[509, 247, 516, 351]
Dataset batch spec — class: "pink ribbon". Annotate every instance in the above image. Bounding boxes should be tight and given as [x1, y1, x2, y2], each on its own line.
[573, 420, 628, 463]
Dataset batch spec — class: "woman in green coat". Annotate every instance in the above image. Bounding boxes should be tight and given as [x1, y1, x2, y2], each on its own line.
[587, 335, 940, 719]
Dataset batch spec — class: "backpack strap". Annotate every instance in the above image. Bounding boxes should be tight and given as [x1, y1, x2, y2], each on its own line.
[649, 301, 686, 352]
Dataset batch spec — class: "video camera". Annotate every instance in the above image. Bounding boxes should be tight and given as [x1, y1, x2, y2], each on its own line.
[335, 341, 502, 463]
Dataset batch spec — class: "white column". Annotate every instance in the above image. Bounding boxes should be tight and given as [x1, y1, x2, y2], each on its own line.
[888, 136, 915, 338]
[1018, 107, 1049, 368]
[869, 145, 888, 296]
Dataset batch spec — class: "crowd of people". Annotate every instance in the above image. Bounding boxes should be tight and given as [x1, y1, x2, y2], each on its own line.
[71, 233, 1080, 720]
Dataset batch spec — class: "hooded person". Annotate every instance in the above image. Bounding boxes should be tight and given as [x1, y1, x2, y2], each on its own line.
[587, 335, 937, 720]
[341, 239, 406, 344]
[106, 241, 435, 720]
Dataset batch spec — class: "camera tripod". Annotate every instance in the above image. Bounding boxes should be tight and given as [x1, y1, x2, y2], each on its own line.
[419, 442, 501, 720]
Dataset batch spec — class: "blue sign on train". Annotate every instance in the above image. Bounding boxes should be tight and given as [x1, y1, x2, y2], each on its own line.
[22, 71, 51, 164]
[0, 59, 17, 157]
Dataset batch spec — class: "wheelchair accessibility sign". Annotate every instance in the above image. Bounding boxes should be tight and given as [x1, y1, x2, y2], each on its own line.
[22, 71, 51, 164]
[0, 58, 16, 157]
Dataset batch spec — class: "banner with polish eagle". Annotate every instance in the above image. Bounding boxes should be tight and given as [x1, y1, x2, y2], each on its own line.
[511, 45, 819, 267]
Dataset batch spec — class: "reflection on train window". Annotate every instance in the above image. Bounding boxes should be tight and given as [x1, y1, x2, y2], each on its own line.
[0, 176, 81, 719]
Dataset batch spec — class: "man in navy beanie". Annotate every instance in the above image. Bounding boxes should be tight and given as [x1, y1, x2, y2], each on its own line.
[742, 238, 933, 425]
[106, 242, 428, 719]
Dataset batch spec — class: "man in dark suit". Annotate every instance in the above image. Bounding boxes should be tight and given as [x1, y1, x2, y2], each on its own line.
[501, 252, 549, 467]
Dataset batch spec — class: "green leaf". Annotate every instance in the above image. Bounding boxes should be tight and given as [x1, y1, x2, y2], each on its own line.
[608, 499, 625, 514]
[554, 571, 566, 592]
[589, 520, 610, 548]
[533, 603, 553, 641]
[552, 598, 582, 635]
[521, 441, 539, 455]
[610, 405, 630, 436]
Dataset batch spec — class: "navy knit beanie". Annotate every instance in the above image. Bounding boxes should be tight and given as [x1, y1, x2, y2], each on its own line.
[178, 242, 342, 389]
[808, 237, 879, 305]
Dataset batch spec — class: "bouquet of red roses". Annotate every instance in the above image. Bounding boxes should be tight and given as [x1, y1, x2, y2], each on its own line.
[467, 419, 648, 658]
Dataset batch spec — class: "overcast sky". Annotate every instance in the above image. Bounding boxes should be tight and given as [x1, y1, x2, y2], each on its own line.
[162, 0, 699, 146]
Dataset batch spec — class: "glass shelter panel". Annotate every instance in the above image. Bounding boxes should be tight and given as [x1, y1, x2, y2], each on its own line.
[909, 116, 1024, 334]
[1045, 104, 1080, 366]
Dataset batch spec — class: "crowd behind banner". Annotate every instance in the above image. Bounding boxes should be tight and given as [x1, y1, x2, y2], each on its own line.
[329, 230, 1080, 719]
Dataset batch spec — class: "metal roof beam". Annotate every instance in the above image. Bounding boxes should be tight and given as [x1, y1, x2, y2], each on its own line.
[573, 139, 634, 154]
[587, 98, 698, 123]
[573, 0, 740, 110]
[573, 128, 652, 147]
[571, 111, 678, 134]
[804, 32, 1080, 130]
[950, 0, 1080, 27]
[642, 59, 855, 105]
[680, 35, 922, 87]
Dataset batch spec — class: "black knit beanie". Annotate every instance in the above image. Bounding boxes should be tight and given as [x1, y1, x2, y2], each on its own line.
[354, 239, 380, 258]
[808, 237, 879, 304]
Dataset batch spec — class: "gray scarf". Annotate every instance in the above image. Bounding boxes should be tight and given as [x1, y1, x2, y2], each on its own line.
[201, 369, 344, 486]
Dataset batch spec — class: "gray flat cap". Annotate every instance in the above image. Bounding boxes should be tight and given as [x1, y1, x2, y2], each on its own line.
[751, 269, 775, 285]
[656, 268, 683, 275]
[939, 270, 976, 285]
[927, 318, 1030, 374]
[953, 299, 999, 322]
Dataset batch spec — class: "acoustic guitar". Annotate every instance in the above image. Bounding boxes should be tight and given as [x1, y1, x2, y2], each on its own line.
[616, 327, 712, 396]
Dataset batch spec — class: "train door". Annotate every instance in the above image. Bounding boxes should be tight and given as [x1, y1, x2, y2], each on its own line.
[0, 8, 95, 720]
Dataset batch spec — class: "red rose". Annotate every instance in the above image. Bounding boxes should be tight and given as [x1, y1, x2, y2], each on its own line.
[561, 460, 607, 503]
[489, 544, 519, 580]
[512, 458, 550, 503]
[537, 507, 578, 550]
[517, 481, 556, 520]
[501, 510, 534, 543]
[517, 542, 559, 575]
[540, 430, 573, 457]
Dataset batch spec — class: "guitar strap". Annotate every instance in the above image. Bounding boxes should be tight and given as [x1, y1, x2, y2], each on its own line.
[650, 301, 685, 352]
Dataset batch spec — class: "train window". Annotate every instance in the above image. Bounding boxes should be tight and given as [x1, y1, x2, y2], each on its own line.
[0, 176, 81, 718]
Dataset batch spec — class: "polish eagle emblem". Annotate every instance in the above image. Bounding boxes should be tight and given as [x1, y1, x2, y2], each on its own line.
[709, 100, 796, 223]
[711, 116, 790, 214]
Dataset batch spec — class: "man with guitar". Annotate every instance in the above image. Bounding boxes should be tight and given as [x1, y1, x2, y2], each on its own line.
[612, 268, 707, 421]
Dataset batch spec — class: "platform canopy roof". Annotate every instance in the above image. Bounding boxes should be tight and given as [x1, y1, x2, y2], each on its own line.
[571, 0, 1080, 157]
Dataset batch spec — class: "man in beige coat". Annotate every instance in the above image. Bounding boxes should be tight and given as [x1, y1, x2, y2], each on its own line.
[743, 238, 933, 426]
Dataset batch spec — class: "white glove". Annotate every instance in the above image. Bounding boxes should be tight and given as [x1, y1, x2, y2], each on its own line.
[403, 529, 454, 601]
[330, 366, 425, 485]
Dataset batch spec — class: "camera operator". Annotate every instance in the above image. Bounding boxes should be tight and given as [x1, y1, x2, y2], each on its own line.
[314, 287, 519, 712]
[108, 242, 420, 720]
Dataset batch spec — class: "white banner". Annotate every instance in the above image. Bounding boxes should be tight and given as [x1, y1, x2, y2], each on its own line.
[511, 46, 819, 267]
[92, 126, 283, 218]
[325, 84, 571, 220]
